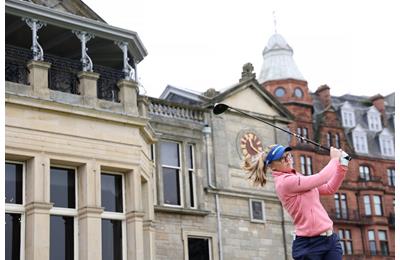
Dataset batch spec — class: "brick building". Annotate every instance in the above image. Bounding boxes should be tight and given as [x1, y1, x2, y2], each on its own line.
[259, 33, 395, 259]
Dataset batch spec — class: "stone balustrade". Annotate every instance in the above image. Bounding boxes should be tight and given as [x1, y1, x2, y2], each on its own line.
[148, 98, 205, 122]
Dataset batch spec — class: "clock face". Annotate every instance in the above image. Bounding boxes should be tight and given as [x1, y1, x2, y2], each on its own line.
[240, 132, 263, 158]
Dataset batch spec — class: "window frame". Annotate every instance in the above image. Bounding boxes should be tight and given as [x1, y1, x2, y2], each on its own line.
[359, 165, 371, 181]
[160, 141, 184, 208]
[274, 87, 286, 97]
[186, 144, 197, 209]
[49, 164, 79, 260]
[338, 229, 353, 255]
[326, 132, 332, 147]
[182, 230, 218, 260]
[341, 102, 355, 127]
[367, 107, 382, 131]
[100, 170, 127, 260]
[379, 131, 394, 157]
[334, 133, 341, 148]
[364, 195, 372, 216]
[249, 198, 266, 223]
[378, 230, 389, 256]
[387, 168, 395, 186]
[334, 193, 348, 219]
[353, 129, 368, 153]
[368, 230, 377, 256]
[373, 195, 383, 216]
[5, 160, 26, 260]
[300, 155, 313, 175]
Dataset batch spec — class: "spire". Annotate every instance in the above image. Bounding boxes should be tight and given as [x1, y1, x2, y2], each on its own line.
[273, 11, 277, 34]
[258, 33, 305, 84]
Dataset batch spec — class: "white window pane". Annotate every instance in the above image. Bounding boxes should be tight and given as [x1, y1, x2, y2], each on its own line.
[161, 142, 180, 166]
[368, 230, 375, 240]
[378, 231, 387, 241]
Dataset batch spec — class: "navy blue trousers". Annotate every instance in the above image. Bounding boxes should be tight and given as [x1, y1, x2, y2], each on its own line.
[292, 233, 343, 260]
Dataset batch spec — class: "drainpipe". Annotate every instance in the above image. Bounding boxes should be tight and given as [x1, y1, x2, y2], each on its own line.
[203, 124, 223, 260]
[273, 126, 289, 260]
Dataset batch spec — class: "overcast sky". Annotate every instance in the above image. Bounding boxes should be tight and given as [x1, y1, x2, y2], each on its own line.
[83, 0, 398, 99]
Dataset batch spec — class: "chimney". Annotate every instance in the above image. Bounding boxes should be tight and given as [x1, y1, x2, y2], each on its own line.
[315, 84, 331, 108]
[370, 94, 387, 127]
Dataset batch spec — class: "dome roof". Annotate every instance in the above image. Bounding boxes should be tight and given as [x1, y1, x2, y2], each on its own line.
[259, 33, 305, 83]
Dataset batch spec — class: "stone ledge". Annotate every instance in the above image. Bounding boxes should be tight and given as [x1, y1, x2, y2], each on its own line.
[154, 205, 210, 216]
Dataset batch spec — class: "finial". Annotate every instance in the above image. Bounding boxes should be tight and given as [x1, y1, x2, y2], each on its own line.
[273, 10, 277, 34]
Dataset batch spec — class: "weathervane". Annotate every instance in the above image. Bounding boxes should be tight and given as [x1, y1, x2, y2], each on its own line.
[273, 10, 277, 34]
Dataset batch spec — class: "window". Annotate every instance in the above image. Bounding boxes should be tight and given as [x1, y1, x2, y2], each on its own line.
[161, 141, 182, 206]
[297, 127, 309, 143]
[249, 199, 265, 222]
[387, 168, 395, 186]
[367, 107, 382, 131]
[326, 132, 332, 147]
[334, 133, 341, 148]
[300, 155, 313, 175]
[368, 230, 377, 256]
[379, 129, 394, 156]
[186, 144, 196, 208]
[275, 87, 285, 97]
[334, 193, 348, 219]
[364, 195, 372, 216]
[338, 229, 353, 255]
[50, 166, 77, 260]
[341, 102, 355, 127]
[378, 230, 389, 256]
[373, 195, 383, 216]
[353, 128, 368, 153]
[294, 87, 303, 98]
[5, 161, 25, 260]
[188, 237, 210, 260]
[101, 172, 125, 260]
[359, 165, 371, 181]
[183, 230, 217, 260]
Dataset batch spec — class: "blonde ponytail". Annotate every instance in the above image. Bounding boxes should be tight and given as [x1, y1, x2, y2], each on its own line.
[242, 144, 277, 187]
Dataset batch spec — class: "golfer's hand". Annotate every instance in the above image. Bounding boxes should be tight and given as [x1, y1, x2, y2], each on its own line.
[330, 147, 342, 160]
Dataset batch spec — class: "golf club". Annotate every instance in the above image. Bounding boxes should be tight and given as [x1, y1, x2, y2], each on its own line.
[213, 103, 351, 161]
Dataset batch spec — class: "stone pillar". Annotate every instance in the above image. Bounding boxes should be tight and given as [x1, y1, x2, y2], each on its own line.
[138, 95, 149, 118]
[117, 79, 139, 115]
[78, 160, 103, 260]
[27, 60, 51, 99]
[77, 71, 100, 107]
[25, 154, 52, 260]
[126, 211, 145, 260]
[143, 220, 156, 260]
[25, 202, 53, 260]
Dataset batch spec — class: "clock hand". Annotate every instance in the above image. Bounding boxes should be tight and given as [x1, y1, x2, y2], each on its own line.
[249, 140, 259, 153]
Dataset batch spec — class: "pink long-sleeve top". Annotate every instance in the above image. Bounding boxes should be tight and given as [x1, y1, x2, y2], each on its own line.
[272, 158, 347, 237]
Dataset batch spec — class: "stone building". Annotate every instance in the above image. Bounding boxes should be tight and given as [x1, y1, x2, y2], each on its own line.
[259, 33, 395, 259]
[5, 0, 156, 259]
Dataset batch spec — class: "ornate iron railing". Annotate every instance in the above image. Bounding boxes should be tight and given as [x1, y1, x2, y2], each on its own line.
[93, 65, 122, 102]
[5, 45, 123, 102]
[148, 98, 205, 122]
[5, 44, 30, 85]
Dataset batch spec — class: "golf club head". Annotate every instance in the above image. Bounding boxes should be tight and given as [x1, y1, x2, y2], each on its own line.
[213, 103, 229, 115]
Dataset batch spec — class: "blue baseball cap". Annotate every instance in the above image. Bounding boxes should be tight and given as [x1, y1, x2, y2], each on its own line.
[264, 145, 292, 165]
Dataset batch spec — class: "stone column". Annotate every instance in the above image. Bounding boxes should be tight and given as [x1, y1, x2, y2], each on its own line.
[77, 71, 100, 107]
[126, 211, 145, 260]
[27, 60, 51, 99]
[138, 95, 149, 118]
[77, 160, 103, 260]
[25, 154, 52, 260]
[143, 220, 156, 260]
[117, 79, 139, 115]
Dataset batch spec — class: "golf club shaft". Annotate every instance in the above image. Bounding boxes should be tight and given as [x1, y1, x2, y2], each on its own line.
[221, 105, 351, 161]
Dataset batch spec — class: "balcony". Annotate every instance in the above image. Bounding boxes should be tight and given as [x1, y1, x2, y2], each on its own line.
[328, 209, 361, 224]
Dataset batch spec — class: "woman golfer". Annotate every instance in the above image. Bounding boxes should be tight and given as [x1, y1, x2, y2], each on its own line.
[242, 144, 348, 260]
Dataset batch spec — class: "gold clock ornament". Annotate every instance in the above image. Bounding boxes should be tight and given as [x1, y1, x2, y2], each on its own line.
[240, 132, 263, 158]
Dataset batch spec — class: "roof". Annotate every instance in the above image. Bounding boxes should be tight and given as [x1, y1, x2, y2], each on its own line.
[258, 33, 305, 83]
